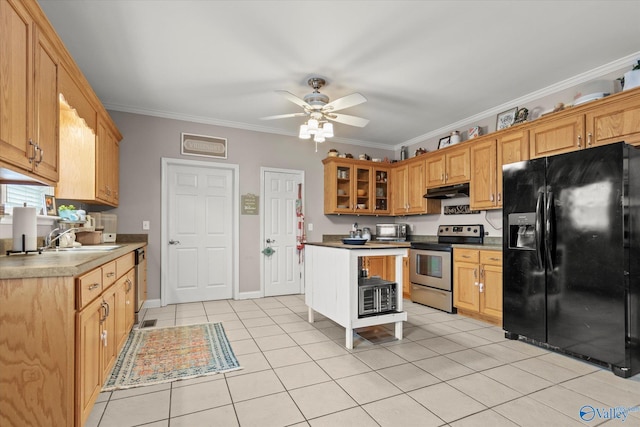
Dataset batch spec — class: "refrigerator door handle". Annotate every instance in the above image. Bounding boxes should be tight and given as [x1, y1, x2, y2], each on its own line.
[535, 190, 544, 269]
[545, 190, 555, 271]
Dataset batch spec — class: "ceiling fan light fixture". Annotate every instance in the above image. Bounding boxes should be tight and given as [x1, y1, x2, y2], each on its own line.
[322, 122, 334, 138]
[314, 133, 325, 143]
[307, 118, 319, 132]
[299, 124, 310, 139]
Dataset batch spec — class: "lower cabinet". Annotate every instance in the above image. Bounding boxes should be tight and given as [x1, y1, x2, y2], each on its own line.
[453, 248, 503, 325]
[362, 255, 410, 298]
[75, 253, 136, 426]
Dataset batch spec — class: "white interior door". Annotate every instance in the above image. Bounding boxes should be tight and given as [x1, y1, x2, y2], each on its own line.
[162, 159, 237, 305]
[262, 169, 304, 296]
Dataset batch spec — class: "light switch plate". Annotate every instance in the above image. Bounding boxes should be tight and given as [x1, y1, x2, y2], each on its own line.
[142, 220, 150, 230]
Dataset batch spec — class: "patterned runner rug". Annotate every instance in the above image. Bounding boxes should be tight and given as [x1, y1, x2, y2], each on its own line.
[103, 322, 241, 391]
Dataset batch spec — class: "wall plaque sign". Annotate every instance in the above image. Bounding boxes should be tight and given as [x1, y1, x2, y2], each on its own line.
[444, 204, 480, 215]
[181, 132, 227, 159]
[241, 193, 259, 215]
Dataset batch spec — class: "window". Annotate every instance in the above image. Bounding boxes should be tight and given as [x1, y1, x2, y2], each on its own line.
[0, 184, 53, 214]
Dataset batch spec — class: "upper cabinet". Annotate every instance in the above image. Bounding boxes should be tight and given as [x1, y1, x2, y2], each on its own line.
[529, 114, 584, 158]
[470, 128, 529, 210]
[585, 91, 640, 147]
[425, 145, 470, 188]
[0, 0, 122, 201]
[96, 118, 120, 206]
[392, 157, 440, 216]
[323, 158, 387, 215]
[0, 0, 59, 185]
[530, 88, 640, 159]
[322, 89, 640, 217]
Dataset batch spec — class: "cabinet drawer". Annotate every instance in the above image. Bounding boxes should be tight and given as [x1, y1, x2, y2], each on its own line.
[480, 250, 502, 266]
[77, 268, 103, 309]
[116, 252, 135, 278]
[454, 248, 479, 263]
[102, 261, 117, 288]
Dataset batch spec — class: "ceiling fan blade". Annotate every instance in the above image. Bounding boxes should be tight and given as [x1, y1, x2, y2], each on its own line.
[276, 90, 311, 109]
[327, 113, 370, 128]
[323, 93, 367, 112]
[260, 112, 307, 120]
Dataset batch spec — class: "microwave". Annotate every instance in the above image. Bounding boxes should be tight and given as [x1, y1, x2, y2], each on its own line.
[358, 277, 398, 317]
[375, 223, 408, 241]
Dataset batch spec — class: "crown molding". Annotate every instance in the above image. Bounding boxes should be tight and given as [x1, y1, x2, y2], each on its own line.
[397, 52, 640, 150]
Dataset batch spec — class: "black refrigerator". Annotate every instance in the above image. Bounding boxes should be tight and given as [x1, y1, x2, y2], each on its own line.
[502, 142, 640, 378]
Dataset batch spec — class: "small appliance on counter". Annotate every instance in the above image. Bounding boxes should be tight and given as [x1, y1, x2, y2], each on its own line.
[90, 212, 118, 243]
[375, 223, 409, 241]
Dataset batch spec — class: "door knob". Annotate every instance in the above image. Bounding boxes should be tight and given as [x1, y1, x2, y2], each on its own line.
[169, 240, 181, 245]
[266, 238, 276, 243]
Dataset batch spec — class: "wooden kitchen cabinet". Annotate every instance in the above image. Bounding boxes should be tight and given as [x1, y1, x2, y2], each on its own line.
[470, 129, 529, 210]
[75, 252, 136, 427]
[0, 0, 59, 185]
[96, 117, 120, 206]
[364, 256, 386, 278]
[425, 145, 470, 188]
[323, 157, 388, 215]
[391, 158, 440, 215]
[585, 90, 640, 147]
[1, 0, 122, 191]
[372, 166, 391, 214]
[391, 163, 408, 215]
[453, 248, 502, 325]
[403, 256, 410, 298]
[529, 114, 584, 158]
[76, 295, 105, 426]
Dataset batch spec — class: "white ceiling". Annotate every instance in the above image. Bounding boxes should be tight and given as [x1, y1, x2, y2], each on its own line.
[39, 1, 640, 149]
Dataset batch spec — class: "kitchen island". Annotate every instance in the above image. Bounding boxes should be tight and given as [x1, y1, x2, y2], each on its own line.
[304, 241, 408, 349]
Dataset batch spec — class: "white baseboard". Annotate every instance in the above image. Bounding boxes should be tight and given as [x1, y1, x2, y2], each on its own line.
[235, 291, 262, 300]
[141, 299, 161, 309]
[144, 292, 262, 308]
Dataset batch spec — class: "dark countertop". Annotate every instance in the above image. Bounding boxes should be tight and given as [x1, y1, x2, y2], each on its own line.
[0, 242, 146, 279]
[452, 243, 502, 251]
[306, 241, 410, 250]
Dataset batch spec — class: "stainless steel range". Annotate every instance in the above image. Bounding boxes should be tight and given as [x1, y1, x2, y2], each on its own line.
[410, 224, 484, 312]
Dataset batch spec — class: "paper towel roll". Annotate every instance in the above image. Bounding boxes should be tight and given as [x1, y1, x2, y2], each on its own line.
[12, 206, 37, 252]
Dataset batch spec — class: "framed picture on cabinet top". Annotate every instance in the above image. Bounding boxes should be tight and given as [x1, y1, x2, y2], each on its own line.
[496, 107, 518, 130]
[438, 136, 451, 149]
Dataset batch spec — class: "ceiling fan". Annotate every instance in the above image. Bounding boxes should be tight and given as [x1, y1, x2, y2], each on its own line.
[261, 77, 369, 128]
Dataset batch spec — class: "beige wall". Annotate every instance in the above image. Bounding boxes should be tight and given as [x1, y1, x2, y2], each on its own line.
[110, 111, 394, 300]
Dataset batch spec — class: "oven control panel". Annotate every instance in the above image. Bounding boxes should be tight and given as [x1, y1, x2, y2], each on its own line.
[438, 224, 484, 239]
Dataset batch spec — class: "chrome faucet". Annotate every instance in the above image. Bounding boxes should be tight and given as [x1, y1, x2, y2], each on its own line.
[44, 227, 78, 249]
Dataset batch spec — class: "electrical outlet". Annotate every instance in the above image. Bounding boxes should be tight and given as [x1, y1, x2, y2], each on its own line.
[142, 220, 150, 230]
[308, 223, 313, 231]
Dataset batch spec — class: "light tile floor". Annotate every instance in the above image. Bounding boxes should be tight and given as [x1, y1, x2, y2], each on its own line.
[88, 296, 640, 426]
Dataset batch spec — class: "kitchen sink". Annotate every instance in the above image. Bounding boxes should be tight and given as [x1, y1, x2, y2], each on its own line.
[45, 245, 123, 252]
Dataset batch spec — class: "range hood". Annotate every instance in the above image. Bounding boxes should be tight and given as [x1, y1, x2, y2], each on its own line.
[423, 183, 470, 199]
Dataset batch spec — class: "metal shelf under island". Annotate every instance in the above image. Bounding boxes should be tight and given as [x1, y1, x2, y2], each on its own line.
[304, 241, 409, 349]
